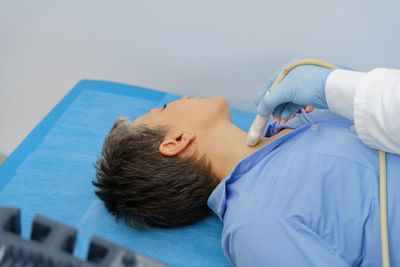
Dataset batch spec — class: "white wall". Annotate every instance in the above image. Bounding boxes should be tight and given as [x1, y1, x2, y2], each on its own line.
[1, 0, 399, 155]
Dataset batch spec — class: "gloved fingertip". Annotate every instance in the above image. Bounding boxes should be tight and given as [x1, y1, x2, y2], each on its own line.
[272, 103, 286, 118]
[281, 112, 292, 120]
[281, 107, 298, 119]
[254, 88, 267, 106]
[254, 97, 262, 107]
[272, 109, 281, 118]
[257, 104, 272, 117]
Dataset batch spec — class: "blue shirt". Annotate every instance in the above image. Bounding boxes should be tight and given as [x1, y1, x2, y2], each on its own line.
[207, 110, 400, 267]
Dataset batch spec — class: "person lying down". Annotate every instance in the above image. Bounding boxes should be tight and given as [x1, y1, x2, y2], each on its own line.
[93, 96, 400, 267]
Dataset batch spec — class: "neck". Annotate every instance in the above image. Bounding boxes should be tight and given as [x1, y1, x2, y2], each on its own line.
[197, 121, 292, 181]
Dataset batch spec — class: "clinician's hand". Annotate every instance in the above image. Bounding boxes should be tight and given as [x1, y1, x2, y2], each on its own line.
[255, 61, 334, 119]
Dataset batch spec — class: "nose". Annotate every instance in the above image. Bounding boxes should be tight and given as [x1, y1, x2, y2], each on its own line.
[182, 96, 191, 100]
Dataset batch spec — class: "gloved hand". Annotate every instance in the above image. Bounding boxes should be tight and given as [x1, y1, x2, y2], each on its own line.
[254, 60, 335, 119]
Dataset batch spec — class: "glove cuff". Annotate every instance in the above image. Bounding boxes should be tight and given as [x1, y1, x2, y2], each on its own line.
[321, 69, 336, 106]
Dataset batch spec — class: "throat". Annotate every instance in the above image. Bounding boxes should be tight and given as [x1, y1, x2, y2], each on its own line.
[211, 126, 294, 182]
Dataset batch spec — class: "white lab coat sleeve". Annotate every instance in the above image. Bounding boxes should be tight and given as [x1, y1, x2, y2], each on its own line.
[326, 68, 400, 155]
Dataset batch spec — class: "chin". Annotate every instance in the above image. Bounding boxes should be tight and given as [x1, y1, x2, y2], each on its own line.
[213, 96, 231, 121]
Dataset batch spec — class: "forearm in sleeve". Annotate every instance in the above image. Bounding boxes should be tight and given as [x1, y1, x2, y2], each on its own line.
[325, 68, 400, 155]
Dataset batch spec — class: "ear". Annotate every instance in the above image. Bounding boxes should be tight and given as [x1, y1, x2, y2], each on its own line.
[159, 130, 196, 157]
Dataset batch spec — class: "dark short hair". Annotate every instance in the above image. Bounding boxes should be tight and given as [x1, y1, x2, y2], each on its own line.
[93, 116, 219, 230]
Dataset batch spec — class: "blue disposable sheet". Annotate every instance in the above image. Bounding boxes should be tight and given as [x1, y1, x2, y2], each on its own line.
[0, 80, 255, 267]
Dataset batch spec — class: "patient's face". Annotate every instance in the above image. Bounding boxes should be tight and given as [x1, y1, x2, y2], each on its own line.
[132, 96, 231, 131]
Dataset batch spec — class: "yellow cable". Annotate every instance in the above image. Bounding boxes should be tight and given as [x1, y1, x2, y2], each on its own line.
[269, 59, 340, 91]
[271, 59, 390, 267]
[380, 150, 390, 267]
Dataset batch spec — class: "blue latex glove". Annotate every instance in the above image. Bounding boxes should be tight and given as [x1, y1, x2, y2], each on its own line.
[255, 60, 335, 119]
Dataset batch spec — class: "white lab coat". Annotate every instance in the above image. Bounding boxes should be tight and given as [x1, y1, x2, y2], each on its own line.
[325, 68, 400, 155]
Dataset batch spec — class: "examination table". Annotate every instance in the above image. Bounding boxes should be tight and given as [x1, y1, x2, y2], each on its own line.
[0, 80, 255, 266]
